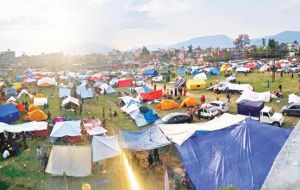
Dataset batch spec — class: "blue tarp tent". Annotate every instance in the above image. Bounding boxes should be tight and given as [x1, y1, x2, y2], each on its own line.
[119, 125, 170, 150]
[177, 67, 188, 75]
[15, 76, 23, 82]
[59, 88, 71, 98]
[80, 88, 93, 99]
[0, 104, 20, 123]
[190, 69, 200, 76]
[6, 87, 16, 97]
[176, 119, 290, 190]
[143, 69, 158, 77]
[209, 67, 221, 75]
[142, 109, 159, 125]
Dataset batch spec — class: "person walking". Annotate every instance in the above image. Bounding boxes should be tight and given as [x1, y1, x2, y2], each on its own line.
[170, 89, 173, 97]
[292, 72, 294, 79]
[174, 88, 178, 97]
[36, 146, 43, 162]
[163, 84, 166, 91]
[154, 84, 157, 91]
[183, 88, 187, 96]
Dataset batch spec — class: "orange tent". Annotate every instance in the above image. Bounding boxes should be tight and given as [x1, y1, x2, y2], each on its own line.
[155, 99, 179, 110]
[180, 96, 200, 108]
[27, 110, 47, 121]
[28, 105, 40, 112]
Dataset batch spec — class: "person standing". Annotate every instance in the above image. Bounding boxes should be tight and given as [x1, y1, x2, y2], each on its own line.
[174, 88, 178, 97]
[291, 72, 294, 79]
[36, 146, 43, 162]
[154, 84, 157, 91]
[153, 148, 159, 161]
[170, 89, 173, 97]
[163, 84, 166, 91]
[183, 88, 187, 96]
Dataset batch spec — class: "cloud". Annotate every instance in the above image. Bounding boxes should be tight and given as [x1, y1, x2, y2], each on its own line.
[127, 0, 191, 14]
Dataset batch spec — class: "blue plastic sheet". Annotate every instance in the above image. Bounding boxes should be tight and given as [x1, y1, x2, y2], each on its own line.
[119, 125, 170, 150]
[177, 67, 188, 75]
[59, 88, 71, 98]
[143, 69, 158, 76]
[142, 109, 159, 125]
[0, 104, 20, 123]
[176, 118, 290, 190]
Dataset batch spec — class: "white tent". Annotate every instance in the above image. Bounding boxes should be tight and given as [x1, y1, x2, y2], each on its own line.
[46, 145, 91, 177]
[92, 136, 121, 162]
[50, 120, 81, 137]
[6, 96, 16, 104]
[0, 122, 9, 133]
[24, 78, 36, 83]
[236, 67, 250, 72]
[82, 118, 107, 136]
[226, 82, 253, 91]
[37, 77, 57, 86]
[1, 121, 47, 133]
[236, 90, 271, 103]
[288, 94, 300, 104]
[61, 96, 80, 107]
[34, 97, 48, 106]
[193, 73, 207, 80]
[17, 89, 33, 99]
[261, 121, 300, 190]
[121, 100, 148, 127]
[158, 113, 247, 145]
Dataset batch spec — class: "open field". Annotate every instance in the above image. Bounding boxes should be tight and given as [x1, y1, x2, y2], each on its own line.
[0, 71, 299, 189]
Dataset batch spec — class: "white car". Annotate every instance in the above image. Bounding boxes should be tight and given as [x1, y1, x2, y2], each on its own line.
[209, 101, 229, 113]
[152, 76, 164, 82]
[135, 80, 146, 86]
[197, 104, 219, 119]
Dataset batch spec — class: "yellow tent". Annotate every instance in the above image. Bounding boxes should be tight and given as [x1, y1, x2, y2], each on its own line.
[12, 83, 22, 90]
[27, 110, 47, 121]
[186, 79, 206, 90]
[35, 94, 44, 98]
[155, 99, 179, 110]
[220, 64, 230, 72]
[180, 96, 200, 108]
[28, 105, 40, 112]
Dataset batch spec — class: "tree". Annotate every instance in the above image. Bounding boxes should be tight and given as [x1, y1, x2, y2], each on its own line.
[187, 45, 193, 53]
[268, 39, 277, 51]
[262, 38, 266, 47]
[140, 46, 150, 63]
[234, 34, 250, 50]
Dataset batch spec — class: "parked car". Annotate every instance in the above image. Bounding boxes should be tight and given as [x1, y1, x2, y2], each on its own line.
[197, 104, 219, 119]
[209, 101, 229, 113]
[152, 75, 164, 82]
[282, 102, 300, 117]
[159, 112, 192, 124]
[135, 80, 146, 86]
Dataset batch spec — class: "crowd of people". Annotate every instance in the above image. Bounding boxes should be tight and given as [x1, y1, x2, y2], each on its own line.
[1, 131, 28, 160]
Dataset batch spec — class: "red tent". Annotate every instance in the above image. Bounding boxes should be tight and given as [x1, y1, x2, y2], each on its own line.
[246, 63, 256, 69]
[118, 79, 133, 87]
[140, 90, 163, 101]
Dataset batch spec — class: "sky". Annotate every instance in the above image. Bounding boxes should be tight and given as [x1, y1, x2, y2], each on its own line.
[0, 0, 299, 55]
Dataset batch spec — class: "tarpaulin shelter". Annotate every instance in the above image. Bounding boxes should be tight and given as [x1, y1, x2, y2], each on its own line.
[262, 120, 300, 190]
[5, 87, 16, 97]
[237, 100, 264, 117]
[28, 105, 40, 112]
[246, 63, 256, 69]
[82, 118, 107, 136]
[99, 84, 115, 94]
[176, 119, 290, 190]
[92, 136, 121, 162]
[209, 67, 221, 75]
[180, 97, 200, 108]
[15, 76, 23, 82]
[93, 81, 105, 88]
[61, 96, 80, 108]
[37, 77, 57, 87]
[1, 121, 47, 133]
[143, 69, 158, 76]
[119, 125, 170, 150]
[118, 79, 132, 87]
[174, 77, 186, 88]
[160, 67, 171, 76]
[17, 89, 33, 99]
[50, 120, 81, 137]
[158, 113, 247, 145]
[135, 86, 151, 94]
[34, 97, 48, 106]
[140, 90, 163, 101]
[177, 67, 188, 75]
[236, 90, 271, 103]
[76, 86, 93, 99]
[193, 73, 207, 80]
[46, 146, 91, 177]
[0, 104, 19, 123]
[236, 67, 250, 73]
[186, 79, 206, 90]
[155, 99, 179, 110]
[190, 69, 200, 76]
[121, 100, 159, 127]
[288, 94, 300, 104]
[12, 83, 22, 90]
[59, 88, 71, 98]
[27, 110, 47, 121]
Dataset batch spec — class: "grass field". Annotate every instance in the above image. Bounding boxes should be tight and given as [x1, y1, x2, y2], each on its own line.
[0, 71, 299, 190]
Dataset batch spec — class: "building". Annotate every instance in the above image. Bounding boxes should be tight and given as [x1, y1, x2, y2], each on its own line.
[287, 42, 300, 52]
[0, 49, 17, 65]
